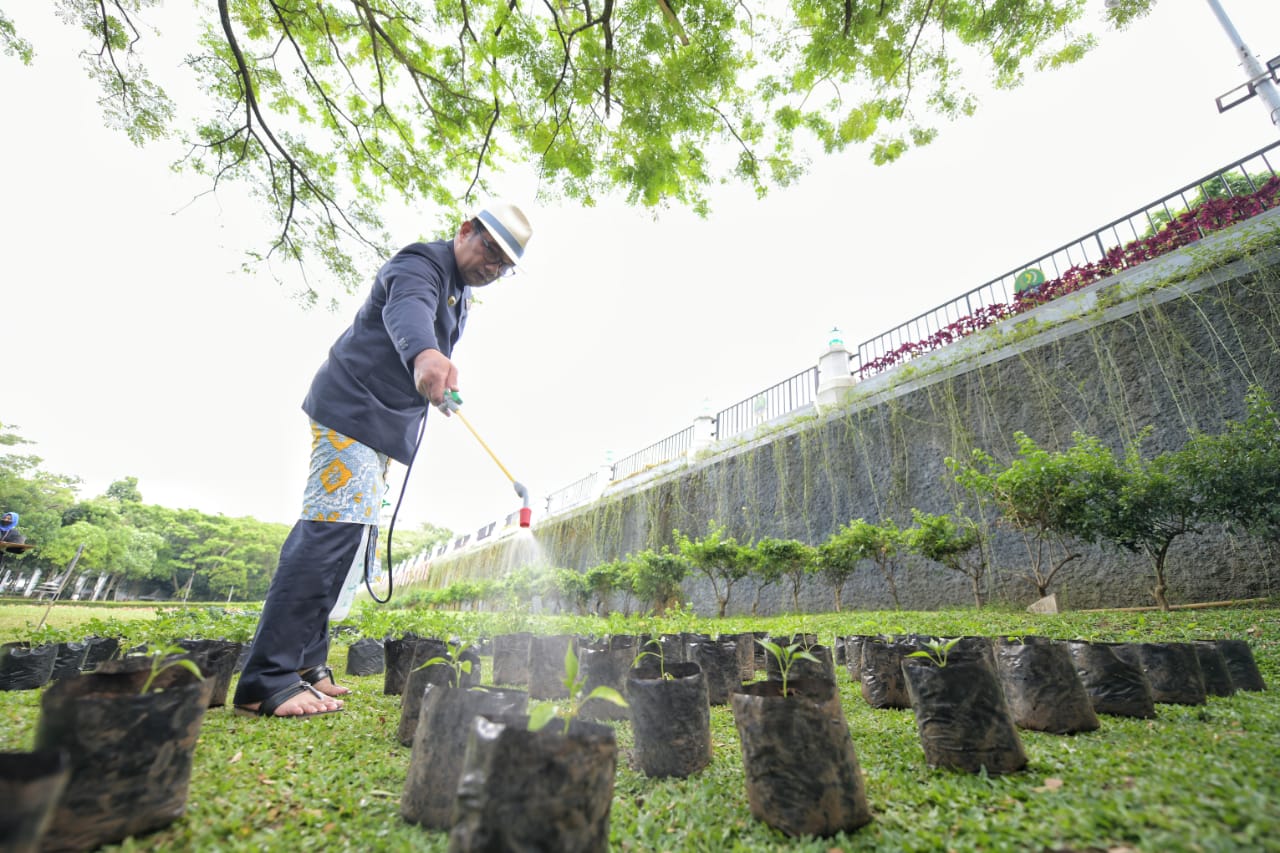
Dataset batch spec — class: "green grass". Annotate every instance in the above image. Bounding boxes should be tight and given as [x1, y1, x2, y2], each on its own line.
[1, 602, 1277, 852]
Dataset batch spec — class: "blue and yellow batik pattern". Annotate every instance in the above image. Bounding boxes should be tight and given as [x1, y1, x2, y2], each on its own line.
[301, 421, 390, 523]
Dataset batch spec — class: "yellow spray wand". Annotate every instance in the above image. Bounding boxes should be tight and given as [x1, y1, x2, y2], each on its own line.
[439, 390, 532, 526]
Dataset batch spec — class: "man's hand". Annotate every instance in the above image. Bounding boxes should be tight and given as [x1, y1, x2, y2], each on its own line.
[413, 349, 459, 409]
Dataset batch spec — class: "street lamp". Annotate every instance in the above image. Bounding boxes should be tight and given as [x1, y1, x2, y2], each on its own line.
[1106, 0, 1280, 130]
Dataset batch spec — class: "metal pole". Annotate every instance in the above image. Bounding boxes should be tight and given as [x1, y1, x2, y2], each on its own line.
[1205, 0, 1280, 130]
[35, 543, 86, 631]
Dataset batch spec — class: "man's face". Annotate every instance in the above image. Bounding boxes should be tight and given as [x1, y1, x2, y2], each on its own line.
[455, 220, 515, 287]
[1, 515, 11, 525]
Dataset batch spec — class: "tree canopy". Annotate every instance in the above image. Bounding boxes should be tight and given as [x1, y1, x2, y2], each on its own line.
[2, 0, 1153, 298]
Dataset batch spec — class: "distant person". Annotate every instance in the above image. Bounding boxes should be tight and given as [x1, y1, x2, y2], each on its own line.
[232, 202, 533, 719]
[0, 512, 25, 545]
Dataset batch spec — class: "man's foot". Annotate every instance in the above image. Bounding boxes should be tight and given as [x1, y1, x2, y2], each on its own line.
[301, 664, 352, 697]
[235, 681, 343, 718]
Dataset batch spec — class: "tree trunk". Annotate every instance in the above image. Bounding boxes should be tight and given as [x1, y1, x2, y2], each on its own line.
[879, 563, 900, 609]
[833, 586, 843, 612]
[1151, 543, 1172, 611]
[971, 574, 984, 608]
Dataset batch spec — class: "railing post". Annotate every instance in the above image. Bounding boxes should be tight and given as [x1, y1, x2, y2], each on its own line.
[593, 452, 614, 499]
[688, 398, 716, 460]
[816, 327, 857, 412]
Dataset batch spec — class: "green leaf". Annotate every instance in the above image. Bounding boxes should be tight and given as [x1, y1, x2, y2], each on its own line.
[585, 686, 629, 708]
[526, 704, 557, 732]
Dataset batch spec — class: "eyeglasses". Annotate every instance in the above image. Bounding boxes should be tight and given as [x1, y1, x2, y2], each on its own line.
[475, 228, 516, 277]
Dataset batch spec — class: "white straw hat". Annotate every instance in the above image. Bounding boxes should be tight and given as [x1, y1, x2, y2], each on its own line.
[472, 201, 533, 266]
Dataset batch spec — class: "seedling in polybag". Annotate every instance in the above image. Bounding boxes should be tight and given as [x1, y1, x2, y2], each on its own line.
[632, 638, 675, 680]
[907, 637, 962, 668]
[528, 643, 628, 734]
[756, 638, 820, 696]
[414, 639, 473, 687]
[139, 644, 205, 694]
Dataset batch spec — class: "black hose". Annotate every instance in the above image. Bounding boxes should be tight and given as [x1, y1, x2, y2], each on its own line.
[365, 406, 428, 604]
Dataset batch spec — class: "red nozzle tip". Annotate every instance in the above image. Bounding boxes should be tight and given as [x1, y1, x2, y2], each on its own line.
[519, 507, 532, 528]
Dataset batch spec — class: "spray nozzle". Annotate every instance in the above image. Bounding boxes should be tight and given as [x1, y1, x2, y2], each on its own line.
[437, 390, 463, 414]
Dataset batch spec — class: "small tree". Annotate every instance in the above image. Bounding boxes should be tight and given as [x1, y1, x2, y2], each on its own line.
[821, 518, 905, 610]
[948, 432, 1099, 598]
[584, 560, 624, 617]
[674, 521, 752, 618]
[627, 548, 688, 616]
[1184, 386, 1280, 555]
[906, 508, 988, 607]
[553, 568, 592, 616]
[753, 537, 815, 614]
[1075, 440, 1203, 611]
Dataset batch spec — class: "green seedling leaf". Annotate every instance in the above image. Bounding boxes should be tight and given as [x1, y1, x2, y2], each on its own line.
[585, 686, 628, 708]
[140, 645, 206, 694]
[563, 642, 579, 688]
[527, 704, 557, 732]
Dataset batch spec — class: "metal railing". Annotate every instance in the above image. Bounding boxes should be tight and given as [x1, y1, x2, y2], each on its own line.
[854, 139, 1280, 378]
[612, 425, 695, 481]
[546, 470, 603, 514]
[442, 140, 1280, 544]
[714, 367, 819, 441]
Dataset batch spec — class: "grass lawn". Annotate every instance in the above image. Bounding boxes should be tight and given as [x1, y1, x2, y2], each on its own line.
[1, 601, 1277, 852]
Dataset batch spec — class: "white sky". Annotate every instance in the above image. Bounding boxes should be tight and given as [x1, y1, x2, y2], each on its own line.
[2, 2, 1279, 538]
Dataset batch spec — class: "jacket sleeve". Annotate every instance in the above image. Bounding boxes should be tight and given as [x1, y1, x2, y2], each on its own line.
[377, 248, 449, 373]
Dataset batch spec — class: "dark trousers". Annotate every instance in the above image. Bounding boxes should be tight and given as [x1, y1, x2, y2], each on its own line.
[233, 519, 367, 704]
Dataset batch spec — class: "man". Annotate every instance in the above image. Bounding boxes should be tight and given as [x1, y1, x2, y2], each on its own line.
[233, 202, 533, 718]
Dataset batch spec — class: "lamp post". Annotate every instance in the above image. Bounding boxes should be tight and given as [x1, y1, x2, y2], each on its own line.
[1109, 0, 1280, 130]
[1203, 0, 1280, 130]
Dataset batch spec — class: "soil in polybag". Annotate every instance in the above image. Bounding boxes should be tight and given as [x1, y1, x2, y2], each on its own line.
[384, 635, 448, 696]
[397, 648, 481, 746]
[448, 714, 617, 853]
[1216, 639, 1266, 691]
[0, 642, 57, 691]
[528, 634, 576, 700]
[627, 661, 711, 778]
[0, 748, 69, 853]
[80, 636, 120, 671]
[345, 637, 385, 676]
[860, 637, 918, 709]
[578, 641, 634, 722]
[491, 632, 533, 687]
[1113, 642, 1206, 705]
[729, 632, 756, 680]
[994, 636, 1099, 734]
[49, 642, 88, 682]
[1191, 641, 1236, 697]
[730, 678, 872, 837]
[400, 684, 528, 830]
[687, 638, 739, 705]
[902, 648, 1027, 775]
[1066, 641, 1156, 718]
[34, 656, 212, 852]
[843, 635, 869, 681]
[176, 639, 243, 707]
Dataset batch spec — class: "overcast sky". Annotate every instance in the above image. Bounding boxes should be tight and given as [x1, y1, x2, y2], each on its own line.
[3, 2, 1279, 538]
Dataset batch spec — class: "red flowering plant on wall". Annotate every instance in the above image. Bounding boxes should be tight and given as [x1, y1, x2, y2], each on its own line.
[857, 175, 1280, 380]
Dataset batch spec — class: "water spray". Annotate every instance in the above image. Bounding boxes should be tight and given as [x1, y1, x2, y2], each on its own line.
[439, 391, 532, 528]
